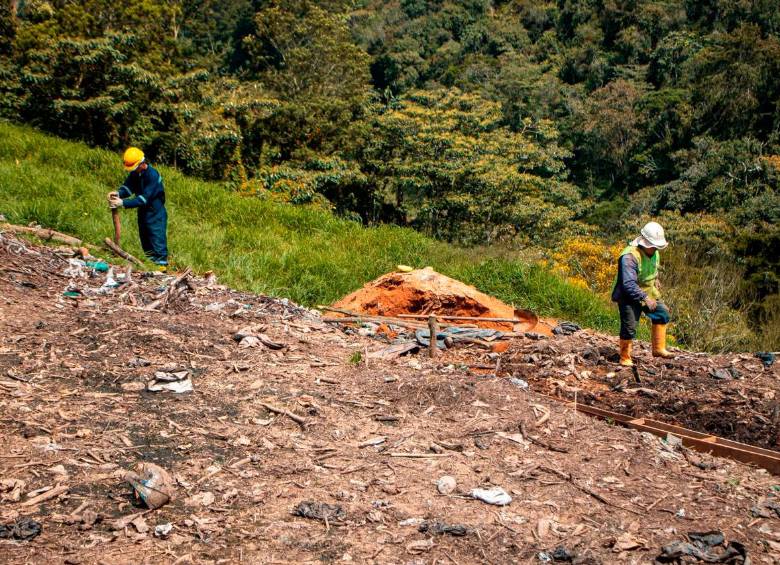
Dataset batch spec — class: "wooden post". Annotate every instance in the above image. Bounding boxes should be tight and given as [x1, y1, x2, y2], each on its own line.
[428, 315, 439, 359]
[111, 208, 122, 245]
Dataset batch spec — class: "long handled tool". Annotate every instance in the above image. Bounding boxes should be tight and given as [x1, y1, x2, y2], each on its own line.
[105, 202, 143, 266]
[111, 207, 121, 245]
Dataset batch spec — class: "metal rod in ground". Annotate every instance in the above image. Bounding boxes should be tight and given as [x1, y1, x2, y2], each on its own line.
[428, 315, 438, 359]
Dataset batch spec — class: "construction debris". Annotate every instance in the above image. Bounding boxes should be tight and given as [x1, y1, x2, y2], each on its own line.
[0, 517, 42, 541]
[124, 462, 173, 510]
[146, 370, 193, 393]
[552, 321, 581, 336]
[2, 231, 780, 564]
[470, 487, 512, 506]
[292, 501, 346, 523]
[656, 531, 749, 564]
[418, 520, 468, 536]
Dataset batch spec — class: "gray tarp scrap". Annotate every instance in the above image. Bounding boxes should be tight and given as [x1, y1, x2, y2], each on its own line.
[0, 517, 42, 541]
[292, 501, 346, 522]
[656, 531, 749, 564]
[415, 327, 504, 349]
[418, 521, 468, 536]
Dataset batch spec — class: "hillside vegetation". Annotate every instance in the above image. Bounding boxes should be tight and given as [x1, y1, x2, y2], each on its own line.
[1, 1, 777, 350]
[0, 122, 620, 334]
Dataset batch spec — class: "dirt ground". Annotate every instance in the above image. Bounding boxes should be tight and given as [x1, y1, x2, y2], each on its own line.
[1, 232, 780, 565]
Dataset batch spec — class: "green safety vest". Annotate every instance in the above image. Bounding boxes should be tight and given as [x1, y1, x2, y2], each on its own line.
[614, 245, 661, 299]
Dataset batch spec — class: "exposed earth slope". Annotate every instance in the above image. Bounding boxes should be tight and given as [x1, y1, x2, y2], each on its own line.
[1, 232, 779, 564]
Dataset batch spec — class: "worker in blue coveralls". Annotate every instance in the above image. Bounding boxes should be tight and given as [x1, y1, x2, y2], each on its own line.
[107, 147, 168, 270]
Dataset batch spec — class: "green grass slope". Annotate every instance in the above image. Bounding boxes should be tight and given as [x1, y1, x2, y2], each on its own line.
[0, 121, 619, 334]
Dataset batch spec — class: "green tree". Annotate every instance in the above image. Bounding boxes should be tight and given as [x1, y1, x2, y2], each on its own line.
[19, 34, 161, 148]
[242, 0, 371, 158]
[687, 24, 780, 139]
[362, 88, 584, 245]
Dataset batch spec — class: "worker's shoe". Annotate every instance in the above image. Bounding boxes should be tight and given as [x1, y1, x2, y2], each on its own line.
[619, 339, 633, 366]
[652, 324, 674, 358]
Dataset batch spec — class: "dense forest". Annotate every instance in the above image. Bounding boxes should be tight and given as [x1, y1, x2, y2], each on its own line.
[0, 0, 777, 350]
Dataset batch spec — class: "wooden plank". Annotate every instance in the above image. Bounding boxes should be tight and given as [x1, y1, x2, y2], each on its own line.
[566, 402, 780, 475]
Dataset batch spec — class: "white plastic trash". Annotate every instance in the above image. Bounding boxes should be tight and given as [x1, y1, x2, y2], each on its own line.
[470, 487, 512, 506]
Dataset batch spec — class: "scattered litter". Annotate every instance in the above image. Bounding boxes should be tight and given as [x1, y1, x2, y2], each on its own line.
[399, 518, 425, 527]
[751, 499, 780, 518]
[552, 321, 581, 336]
[755, 352, 775, 367]
[415, 326, 504, 349]
[128, 356, 151, 368]
[436, 475, 457, 495]
[657, 531, 748, 563]
[85, 260, 109, 272]
[710, 367, 741, 381]
[358, 436, 387, 448]
[418, 521, 467, 536]
[552, 546, 574, 562]
[234, 325, 285, 350]
[64, 258, 87, 278]
[146, 369, 193, 393]
[470, 486, 512, 506]
[124, 462, 173, 509]
[367, 341, 418, 360]
[525, 332, 546, 340]
[0, 517, 42, 541]
[292, 501, 346, 522]
[406, 538, 435, 553]
[154, 523, 173, 538]
[509, 377, 529, 390]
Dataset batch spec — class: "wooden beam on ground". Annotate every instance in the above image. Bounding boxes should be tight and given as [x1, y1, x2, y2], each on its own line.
[1, 224, 82, 246]
[562, 400, 780, 475]
[104, 238, 144, 266]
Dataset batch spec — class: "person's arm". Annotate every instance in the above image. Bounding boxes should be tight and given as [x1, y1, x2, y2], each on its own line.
[122, 170, 160, 209]
[619, 254, 647, 303]
[117, 174, 135, 198]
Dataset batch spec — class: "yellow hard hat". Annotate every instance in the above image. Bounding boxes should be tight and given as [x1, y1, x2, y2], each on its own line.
[122, 147, 145, 171]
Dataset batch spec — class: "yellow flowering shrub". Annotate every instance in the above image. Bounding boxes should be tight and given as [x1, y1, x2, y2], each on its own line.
[548, 237, 623, 295]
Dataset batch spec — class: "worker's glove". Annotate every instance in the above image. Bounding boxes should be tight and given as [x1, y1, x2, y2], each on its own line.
[109, 195, 123, 209]
[644, 298, 658, 312]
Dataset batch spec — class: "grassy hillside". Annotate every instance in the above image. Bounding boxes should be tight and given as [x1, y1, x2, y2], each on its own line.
[0, 121, 622, 334]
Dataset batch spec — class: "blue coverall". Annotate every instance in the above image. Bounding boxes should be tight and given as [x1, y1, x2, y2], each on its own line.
[118, 164, 168, 265]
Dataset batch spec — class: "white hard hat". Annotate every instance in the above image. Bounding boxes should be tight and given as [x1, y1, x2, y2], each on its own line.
[637, 221, 668, 250]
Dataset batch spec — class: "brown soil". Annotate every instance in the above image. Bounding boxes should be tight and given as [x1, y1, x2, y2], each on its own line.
[472, 333, 780, 452]
[1, 233, 780, 564]
[333, 267, 549, 333]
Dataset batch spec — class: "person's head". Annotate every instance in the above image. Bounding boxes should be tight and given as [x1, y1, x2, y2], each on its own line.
[634, 221, 667, 256]
[122, 147, 145, 173]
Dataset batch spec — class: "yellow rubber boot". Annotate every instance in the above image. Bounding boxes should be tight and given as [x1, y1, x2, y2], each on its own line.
[619, 339, 633, 366]
[652, 324, 674, 358]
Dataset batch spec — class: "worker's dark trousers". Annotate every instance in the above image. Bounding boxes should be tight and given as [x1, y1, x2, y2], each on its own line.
[138, 207, 168, 265]
[618, 300, 671, 339]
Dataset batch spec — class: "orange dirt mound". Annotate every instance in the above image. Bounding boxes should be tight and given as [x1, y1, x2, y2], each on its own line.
[332, 267, 546, 332]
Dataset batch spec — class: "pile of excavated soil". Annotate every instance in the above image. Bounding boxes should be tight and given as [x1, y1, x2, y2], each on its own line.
[332, 267, 543, 332]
